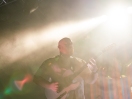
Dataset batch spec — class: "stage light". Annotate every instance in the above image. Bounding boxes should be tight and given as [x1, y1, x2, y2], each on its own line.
[127, 6, 132, 14]
[106, 4, 129, 29]
[100, 4, 132, 46]
[107, 5, 126, 16]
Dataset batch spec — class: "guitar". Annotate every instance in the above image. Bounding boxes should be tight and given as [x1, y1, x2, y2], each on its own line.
[44, 43, 116, 99]
[45, 69, 83, 99]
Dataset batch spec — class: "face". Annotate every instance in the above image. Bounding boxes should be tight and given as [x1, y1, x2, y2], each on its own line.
[58, 38, 74, 56]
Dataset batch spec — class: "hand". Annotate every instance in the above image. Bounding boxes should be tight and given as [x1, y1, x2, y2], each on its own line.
[87, 58, 98, 73]
[48, 82, 59, 92]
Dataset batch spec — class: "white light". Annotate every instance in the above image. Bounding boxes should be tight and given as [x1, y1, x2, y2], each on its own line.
[40, 15, 106, 41]
[127, 7, 132, 14]
[105, 4, 129, 31]
[107, 5, 127, 21]
[107, 5, 126, 16]
[102, 4, 131, 45]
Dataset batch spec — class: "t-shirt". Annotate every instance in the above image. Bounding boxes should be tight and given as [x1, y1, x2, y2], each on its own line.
[34, 55, 86, 99]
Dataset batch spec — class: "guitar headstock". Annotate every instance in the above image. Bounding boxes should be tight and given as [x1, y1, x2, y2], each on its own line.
[102, 43, 116, 53]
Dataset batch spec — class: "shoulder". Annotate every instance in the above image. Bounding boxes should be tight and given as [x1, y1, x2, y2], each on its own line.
[41, 55, 59, 67]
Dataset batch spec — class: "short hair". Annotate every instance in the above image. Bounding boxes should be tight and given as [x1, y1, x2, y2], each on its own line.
[58, 37, 71, 48]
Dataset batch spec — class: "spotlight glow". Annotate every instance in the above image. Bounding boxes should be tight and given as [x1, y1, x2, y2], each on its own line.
[107, 5, 126, 16]
[101, 4, 131, 45]
[106, 5, 129, 30]
[0, 15, 106, 66]
[127, 6, 132, 14]
[40, 15, 106, 40]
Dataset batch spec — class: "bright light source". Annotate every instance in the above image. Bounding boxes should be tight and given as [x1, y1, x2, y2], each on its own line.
[105, 4, 129, 31]
[127, 6, 132, 14]
[102, 4, 131, 45]
[107, 5, 126, 16]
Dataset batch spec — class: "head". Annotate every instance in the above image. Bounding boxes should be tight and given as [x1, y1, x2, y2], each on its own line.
[58, 37, 74, 57]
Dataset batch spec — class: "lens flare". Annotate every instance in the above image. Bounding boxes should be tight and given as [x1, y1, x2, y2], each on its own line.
[14, 74, 33, 90]
[4, 87, 12, 95]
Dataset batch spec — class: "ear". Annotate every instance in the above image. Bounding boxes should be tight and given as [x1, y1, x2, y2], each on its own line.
[58, 45, 61, 49]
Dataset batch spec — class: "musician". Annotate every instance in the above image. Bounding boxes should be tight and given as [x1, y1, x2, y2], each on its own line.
[33, 37, 98, 99]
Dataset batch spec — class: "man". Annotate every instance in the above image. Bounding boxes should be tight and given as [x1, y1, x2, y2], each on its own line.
[33, 37, 98, 99]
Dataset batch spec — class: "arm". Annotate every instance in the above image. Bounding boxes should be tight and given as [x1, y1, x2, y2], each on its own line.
[74, 58, 98, 84]
[33, 75, 59, 91]
[85, 70, 98, 84]
[33, 60, 59, 92]
[86, 58, 98, 84]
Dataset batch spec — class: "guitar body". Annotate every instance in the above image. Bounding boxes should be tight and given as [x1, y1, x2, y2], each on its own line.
[45, 69, 83, 99]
